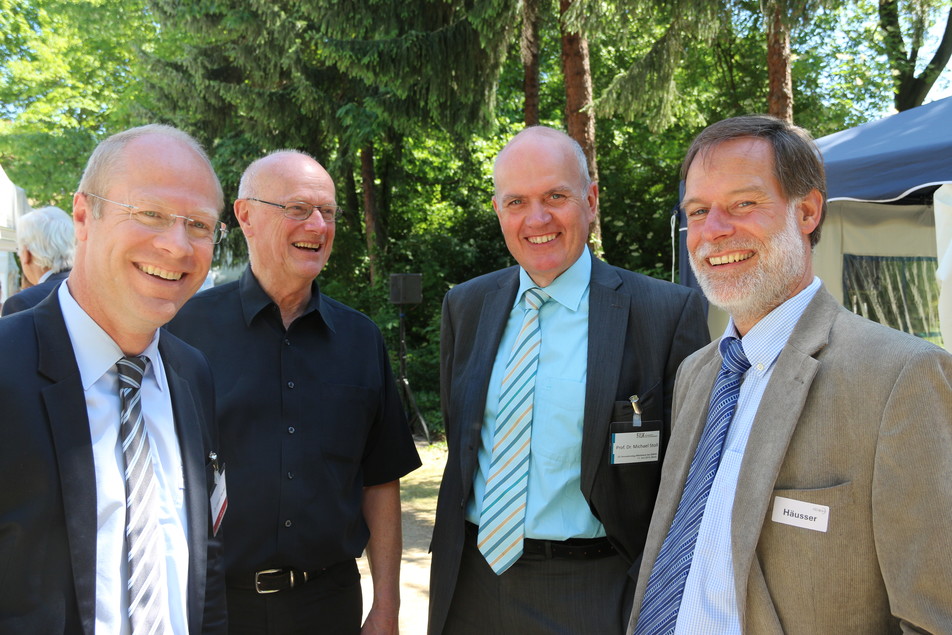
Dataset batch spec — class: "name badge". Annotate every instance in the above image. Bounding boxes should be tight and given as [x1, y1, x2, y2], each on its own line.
[610, 431, 660, 464]
[210, 466, 228, 537]
[771, 495, 829, 533]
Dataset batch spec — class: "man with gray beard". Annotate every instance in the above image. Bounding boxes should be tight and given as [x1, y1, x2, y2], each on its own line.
[628, 115, 952, 634]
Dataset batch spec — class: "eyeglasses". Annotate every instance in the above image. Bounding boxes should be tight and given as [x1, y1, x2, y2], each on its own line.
[245, 198, 342, 223]
[83, 193, 228, 245]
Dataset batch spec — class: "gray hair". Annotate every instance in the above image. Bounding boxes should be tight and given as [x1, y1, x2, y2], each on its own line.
[681, 115, 827, 247]
[17, 206, 75, 272]
[493, 126, 591, 195]
[78, 124, 224, 217]
[237, 149, 318, 199]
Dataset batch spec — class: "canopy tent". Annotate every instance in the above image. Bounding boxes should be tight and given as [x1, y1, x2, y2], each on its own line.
[814, 97, 952, 348]
[0, 165, 32, 304]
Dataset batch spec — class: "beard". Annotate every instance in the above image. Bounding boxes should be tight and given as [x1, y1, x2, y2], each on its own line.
[689, 205, 808, 326]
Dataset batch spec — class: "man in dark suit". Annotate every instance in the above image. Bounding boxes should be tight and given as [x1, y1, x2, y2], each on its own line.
[428, 126, 709, 634]
[2, 205, 74, 316]
[0, 124, 228, 633]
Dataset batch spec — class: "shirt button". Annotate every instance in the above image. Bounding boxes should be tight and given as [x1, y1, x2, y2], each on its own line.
[284, 338, 291, 346]
[287, 471, 294, 480]
[756, 362, 765, 371]
[285, 520, 292, 528]
[287, 381, 295, 389]
[288, 426, 295, 434]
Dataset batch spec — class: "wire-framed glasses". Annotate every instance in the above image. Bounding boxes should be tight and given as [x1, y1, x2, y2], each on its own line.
[245, 198, 342, 223]
[83, 192, 228, 244]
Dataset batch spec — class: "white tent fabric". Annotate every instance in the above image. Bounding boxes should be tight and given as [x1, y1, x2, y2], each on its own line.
[935, 184, 952, 347]
[0, 165, 32, 303]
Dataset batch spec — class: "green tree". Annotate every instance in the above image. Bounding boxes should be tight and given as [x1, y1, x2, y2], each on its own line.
[879, 0, 952, 110]
[0, 0, 154, 206]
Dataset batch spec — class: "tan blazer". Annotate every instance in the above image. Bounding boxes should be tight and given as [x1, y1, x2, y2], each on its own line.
[628, 287, 952, 634]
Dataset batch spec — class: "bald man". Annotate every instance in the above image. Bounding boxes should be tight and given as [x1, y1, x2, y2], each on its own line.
[428, 127, 709, 634]
[168, 151, 420, 635]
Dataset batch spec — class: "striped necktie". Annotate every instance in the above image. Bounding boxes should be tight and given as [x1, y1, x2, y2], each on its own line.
[117, 355, 171, 634]
[634, 337, 750, 634]
[478, 287, 550, 575]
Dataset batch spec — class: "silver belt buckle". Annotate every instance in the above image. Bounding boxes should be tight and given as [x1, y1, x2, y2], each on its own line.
[254, 568, 283, 594]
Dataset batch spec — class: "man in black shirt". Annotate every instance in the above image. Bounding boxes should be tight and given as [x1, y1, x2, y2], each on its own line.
[168, 150, 420, 634]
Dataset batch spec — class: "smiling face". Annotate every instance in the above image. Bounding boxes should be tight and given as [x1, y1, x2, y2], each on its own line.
[492, 130, 597, 287]
[69, 132, 221, 353]
[683, 137, 822, 334]
[235, 152, 336, 299]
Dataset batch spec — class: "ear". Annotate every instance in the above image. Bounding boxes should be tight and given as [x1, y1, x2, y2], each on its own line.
[20, 247, 33, 266]
[492, 196, 503, 222]
[585, 182, 599, 223]
[797, 189, 823, 236]
[234, 199, 253, 237]
[72, 191, 91, 242]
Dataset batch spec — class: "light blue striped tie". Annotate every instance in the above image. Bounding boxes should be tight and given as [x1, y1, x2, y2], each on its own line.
[478, 287, 549, 575]
[634, 337, 750, 634]
[117, 355, 171, 634]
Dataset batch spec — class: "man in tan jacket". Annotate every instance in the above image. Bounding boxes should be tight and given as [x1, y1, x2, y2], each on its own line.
[629, 115, 952, 634]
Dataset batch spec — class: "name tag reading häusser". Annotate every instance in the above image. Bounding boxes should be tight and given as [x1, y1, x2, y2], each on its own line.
[610, 431, 660, 464]
[771, 495, 829, 533]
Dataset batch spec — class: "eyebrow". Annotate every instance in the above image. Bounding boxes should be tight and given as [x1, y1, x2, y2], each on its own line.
[500, 185, 574, 204]
[681, 186, 769, 208]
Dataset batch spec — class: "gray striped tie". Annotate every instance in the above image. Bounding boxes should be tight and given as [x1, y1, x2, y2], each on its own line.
[117, 355, 171, 634]
[478, 287, 549, 574]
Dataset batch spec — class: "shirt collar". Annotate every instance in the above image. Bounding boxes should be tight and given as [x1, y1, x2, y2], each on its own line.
[57, 282, 165, 391]
[722, 276, 822, 373]
[38, 270, 54, 284]
[517, 248, 591, 311]
[237, 265, 333, 331]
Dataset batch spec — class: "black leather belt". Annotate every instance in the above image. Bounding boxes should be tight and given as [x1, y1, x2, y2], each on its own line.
[466, 522, 616, 560]
[228, 568, 314, 594]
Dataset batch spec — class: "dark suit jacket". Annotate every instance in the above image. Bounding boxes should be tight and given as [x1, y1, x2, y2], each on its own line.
[1, 269, 70, 317]
[427, 253, 709, 634]
[0, 291, 226, 634]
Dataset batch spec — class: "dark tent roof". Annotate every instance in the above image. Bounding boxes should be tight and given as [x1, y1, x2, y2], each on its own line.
[815, 96, 952, 203]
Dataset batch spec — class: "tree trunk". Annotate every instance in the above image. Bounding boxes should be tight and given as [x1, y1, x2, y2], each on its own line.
[360, 142, 378, 285]
[559, 0, 603, 258]
[881, 1, 952, 111]
[766, 4, 793, 122]
[521, 0, 542, 126]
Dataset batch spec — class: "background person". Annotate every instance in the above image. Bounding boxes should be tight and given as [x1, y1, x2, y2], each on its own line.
[2, 205, 74, 316]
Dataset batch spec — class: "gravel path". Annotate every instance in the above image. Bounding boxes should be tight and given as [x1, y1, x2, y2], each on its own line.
[359, 441, 447, 634]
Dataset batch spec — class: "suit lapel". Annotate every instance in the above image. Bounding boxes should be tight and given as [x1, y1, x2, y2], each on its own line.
[730, 289, 839, 621]
[35, 294, 98, 635]
[580, 258, 628, 498]
[458, 273, 519, 501]
[160, 339, 207, 634]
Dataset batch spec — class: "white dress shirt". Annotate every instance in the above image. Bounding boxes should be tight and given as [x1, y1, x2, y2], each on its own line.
[676, 277, 821, 634]
[57, 283, 190, 634]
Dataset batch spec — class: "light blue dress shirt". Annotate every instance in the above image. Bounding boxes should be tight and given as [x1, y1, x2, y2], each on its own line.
[467, 250, 605, 539]
[675, 276, 821, 634]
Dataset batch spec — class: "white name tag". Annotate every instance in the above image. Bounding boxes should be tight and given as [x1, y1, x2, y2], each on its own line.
[210, 468, 228, 537]
[610, 431, 660, 464]
[771, 495, 829, 532]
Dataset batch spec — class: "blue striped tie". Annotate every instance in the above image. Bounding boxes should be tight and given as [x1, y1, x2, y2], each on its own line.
[117, 355, 171, 634]
[478, 287, 550, 575]
[634, 337, 750, 634]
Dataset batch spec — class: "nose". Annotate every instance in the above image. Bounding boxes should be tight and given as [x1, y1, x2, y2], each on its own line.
[154, 217, 194, 257]
[526, 199, 552, 226]
[302, 209, 329, 232]
[698, 203, 735, 243]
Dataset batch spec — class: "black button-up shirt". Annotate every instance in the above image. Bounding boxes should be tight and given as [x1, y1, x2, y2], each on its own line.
[168, 267, 420, 573]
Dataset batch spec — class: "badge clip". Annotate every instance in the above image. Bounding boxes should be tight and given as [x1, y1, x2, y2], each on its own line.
[629, 394, 642, 427]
